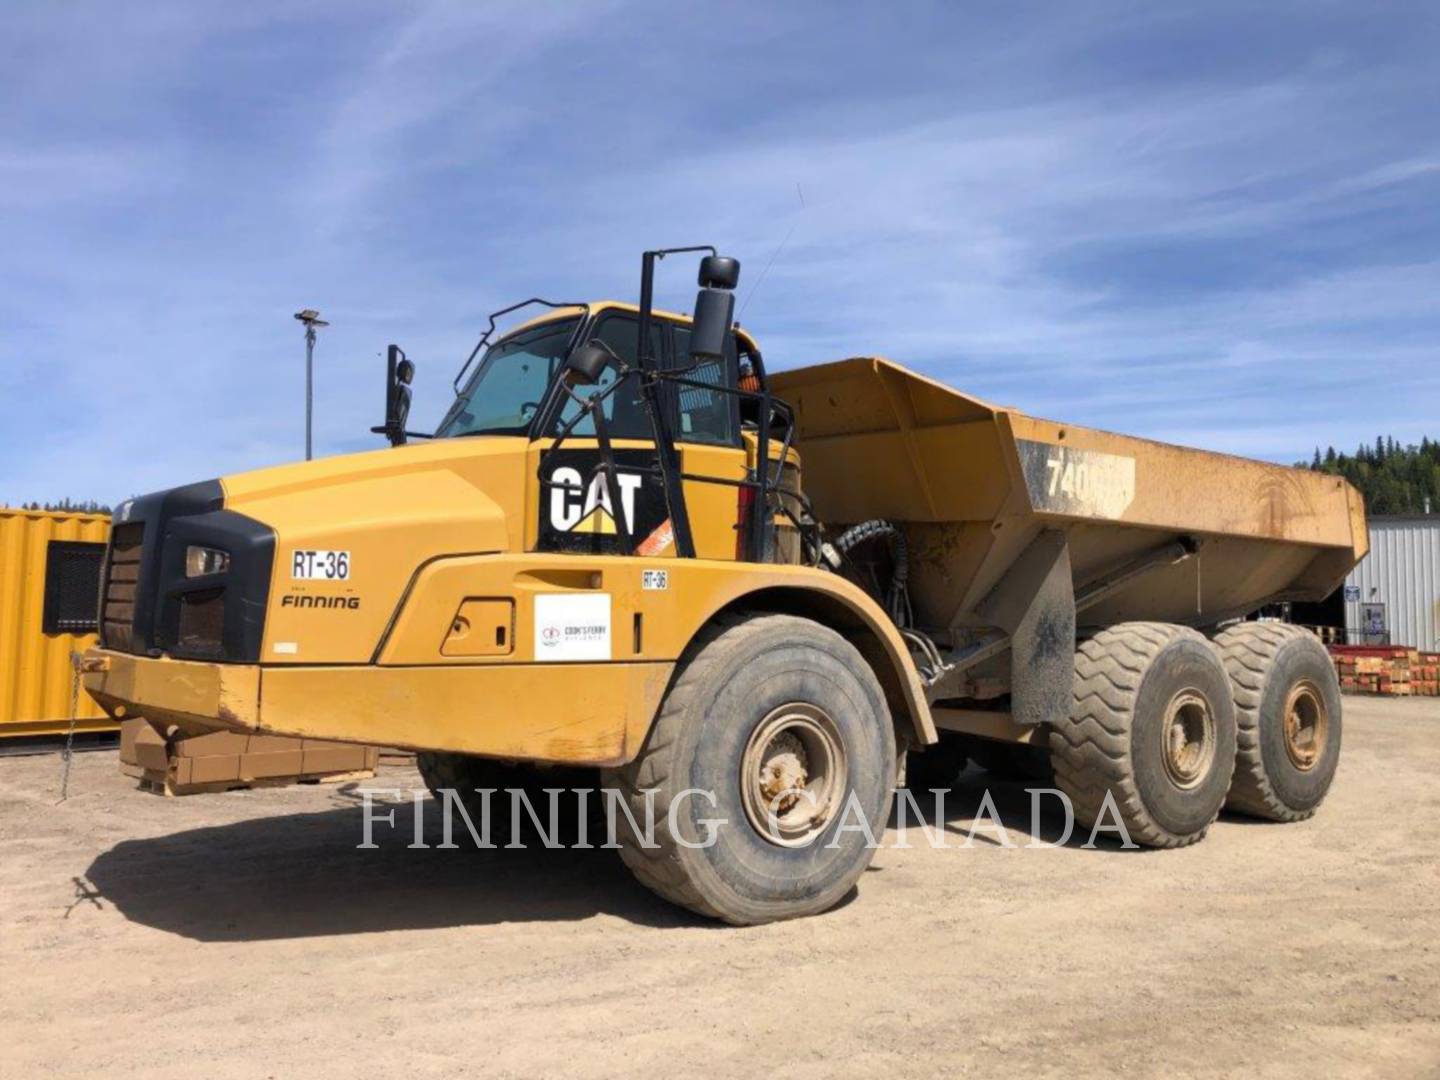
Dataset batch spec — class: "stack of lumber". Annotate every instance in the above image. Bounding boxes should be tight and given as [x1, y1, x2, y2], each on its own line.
[1418, 654, 1440, 697]
[1329, 646, 1440, 697]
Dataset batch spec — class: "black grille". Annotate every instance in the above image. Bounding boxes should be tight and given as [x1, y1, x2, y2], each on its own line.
[42, 541, 105, 635]
[94, 480, 273, 661]
[101, 523, 143, 651]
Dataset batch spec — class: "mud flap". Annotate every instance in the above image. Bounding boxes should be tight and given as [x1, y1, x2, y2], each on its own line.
[974, 530, 1075, 727]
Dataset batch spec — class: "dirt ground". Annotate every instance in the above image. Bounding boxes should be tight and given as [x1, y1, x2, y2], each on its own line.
[2, 696, 1438, 1079]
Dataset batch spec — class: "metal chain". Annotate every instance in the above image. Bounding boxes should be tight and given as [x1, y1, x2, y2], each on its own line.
[58, 651, 82, 803]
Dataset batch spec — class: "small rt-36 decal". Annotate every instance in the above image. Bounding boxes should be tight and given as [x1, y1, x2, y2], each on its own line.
[291, 549, 351, 580]
[641, 569, 669, 591]
[1017, 439, 1136, 520]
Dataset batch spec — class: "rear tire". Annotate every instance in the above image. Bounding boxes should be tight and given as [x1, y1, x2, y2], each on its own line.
[1050, 622, 1236, 848]
[601, 612, 896, 925]
[1211, 622, 1341, 822]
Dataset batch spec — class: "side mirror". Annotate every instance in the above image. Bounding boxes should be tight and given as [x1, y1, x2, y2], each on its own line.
[698, 255, 740, 290]
[690, 255, 740, 360]
[564, 341, 613, 387]
[376, 345, 413, 446]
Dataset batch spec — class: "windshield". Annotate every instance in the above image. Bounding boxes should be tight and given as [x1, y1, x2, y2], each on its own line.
[435, 317, 580, 437]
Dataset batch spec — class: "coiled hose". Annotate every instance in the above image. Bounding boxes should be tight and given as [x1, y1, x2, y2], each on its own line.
[832, 519, 911, 627]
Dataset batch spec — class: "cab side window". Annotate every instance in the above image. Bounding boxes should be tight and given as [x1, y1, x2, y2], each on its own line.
[551, 313, 659, 440]
[669, 325, 737, 446]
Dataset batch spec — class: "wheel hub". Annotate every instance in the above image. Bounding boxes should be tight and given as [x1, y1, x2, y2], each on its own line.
[1283, 680, 1328, 771]
[741, 703, 847, 847]
[1161, 690, 1216, 790]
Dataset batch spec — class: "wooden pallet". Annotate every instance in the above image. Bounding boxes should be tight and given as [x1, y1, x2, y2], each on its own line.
[1330, 645, 1440, 698]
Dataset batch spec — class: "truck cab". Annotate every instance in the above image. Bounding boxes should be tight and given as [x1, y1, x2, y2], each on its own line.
[432, 300, 782, 562]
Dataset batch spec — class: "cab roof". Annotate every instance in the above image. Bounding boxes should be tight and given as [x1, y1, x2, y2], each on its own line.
[503, 300, 760, 353]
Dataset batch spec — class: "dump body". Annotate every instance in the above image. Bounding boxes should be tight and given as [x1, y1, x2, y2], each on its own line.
[771, 356, 1366, 740]
[773, 357, 1367, 633]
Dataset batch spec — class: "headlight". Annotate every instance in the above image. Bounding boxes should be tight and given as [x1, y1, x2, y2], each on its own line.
[185, 545, 230, 578]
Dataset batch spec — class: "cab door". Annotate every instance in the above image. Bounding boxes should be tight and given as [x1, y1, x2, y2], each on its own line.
[525, 309, 748, 561]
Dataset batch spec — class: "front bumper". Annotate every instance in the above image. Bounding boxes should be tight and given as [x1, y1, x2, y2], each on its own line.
[82, 648, 674, 766]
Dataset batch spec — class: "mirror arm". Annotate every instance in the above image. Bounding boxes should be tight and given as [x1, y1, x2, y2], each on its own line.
[635, 248, 713, 560]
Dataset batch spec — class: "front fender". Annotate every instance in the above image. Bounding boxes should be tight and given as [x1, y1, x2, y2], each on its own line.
[377, 554, 936, 747]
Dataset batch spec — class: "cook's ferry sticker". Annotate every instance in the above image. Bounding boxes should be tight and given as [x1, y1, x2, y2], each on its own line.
[534, 593, 612, 661]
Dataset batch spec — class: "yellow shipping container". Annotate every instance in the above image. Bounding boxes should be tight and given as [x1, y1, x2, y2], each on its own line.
[0, 508, 114, 737]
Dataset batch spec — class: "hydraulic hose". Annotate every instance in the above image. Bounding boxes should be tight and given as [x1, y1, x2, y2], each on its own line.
[832, 519, 910, 627]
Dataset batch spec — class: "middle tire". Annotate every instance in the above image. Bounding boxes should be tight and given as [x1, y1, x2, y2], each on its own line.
[1050, 622, 1237, 848]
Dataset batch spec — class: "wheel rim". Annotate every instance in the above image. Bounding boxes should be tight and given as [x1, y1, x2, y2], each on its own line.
[1160, 690, 1217, 790]
[740, 703, 848, 847]
[1282, 680, 1328, 771]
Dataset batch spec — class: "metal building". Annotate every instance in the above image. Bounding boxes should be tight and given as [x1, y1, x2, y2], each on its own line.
[1343, 515, 1440, 650]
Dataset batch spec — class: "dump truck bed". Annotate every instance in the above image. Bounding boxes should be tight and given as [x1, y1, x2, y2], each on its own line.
[771, 357, 1367, 632]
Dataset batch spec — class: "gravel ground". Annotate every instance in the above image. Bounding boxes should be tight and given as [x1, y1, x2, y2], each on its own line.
[2, 695, 1438, 1079]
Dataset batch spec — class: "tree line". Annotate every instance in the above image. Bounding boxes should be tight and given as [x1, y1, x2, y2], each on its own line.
[3, 498, 113, 514]
[1303, 437, 1440, 516]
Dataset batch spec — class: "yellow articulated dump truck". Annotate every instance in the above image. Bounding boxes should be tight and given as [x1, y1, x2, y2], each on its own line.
[84, 247, 1367, 924]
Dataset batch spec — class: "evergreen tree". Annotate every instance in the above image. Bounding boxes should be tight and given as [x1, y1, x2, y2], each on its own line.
[1302, 436, 1440, 515]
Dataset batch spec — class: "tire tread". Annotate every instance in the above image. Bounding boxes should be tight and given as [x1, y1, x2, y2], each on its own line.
[1212, 621, 1329, 822]
[1049, 621, 1227, 848]
[602, 611, 888, 924]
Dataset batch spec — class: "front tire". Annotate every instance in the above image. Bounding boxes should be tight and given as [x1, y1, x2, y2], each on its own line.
[602, 612, 897, 925]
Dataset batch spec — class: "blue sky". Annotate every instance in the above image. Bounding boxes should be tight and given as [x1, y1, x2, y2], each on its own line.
[3, 1, 1438, 504]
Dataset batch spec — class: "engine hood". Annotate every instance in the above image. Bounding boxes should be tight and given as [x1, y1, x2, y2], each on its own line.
[221, 436, 527, 663]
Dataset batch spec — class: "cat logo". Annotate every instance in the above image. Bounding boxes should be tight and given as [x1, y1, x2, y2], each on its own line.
[538, 448, 670, 554]
[549, 466, 642, 536]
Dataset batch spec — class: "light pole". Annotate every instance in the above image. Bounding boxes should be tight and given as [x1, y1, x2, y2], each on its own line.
[293, 309, 329, 460]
